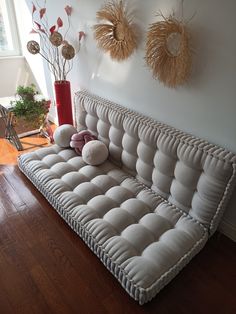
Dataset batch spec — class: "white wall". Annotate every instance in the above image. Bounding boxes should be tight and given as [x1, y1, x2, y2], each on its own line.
[76, 0, 236, 152]
[20, 0, 236, 240]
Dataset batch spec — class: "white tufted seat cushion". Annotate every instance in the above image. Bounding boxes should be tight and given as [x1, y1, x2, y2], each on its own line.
[19, 144, 208, 304]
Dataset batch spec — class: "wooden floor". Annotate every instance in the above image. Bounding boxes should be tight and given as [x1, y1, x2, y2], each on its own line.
[0, 132, 53, 165]
[0, 139, 236, 313]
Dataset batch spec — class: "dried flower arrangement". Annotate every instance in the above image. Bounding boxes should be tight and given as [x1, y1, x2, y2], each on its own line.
[145, 11, 192, 88]
[93, 0, 137, 61]
[27, 1, 85, 81]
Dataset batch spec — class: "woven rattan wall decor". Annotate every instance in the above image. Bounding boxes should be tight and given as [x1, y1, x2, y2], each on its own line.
[145, 12, 192, 88]
[93, 0, 137, 61]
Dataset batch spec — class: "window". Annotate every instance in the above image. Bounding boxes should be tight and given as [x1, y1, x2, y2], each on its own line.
[0, 0, 20, 56]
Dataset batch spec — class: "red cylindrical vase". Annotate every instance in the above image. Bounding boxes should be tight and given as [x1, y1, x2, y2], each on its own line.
[54, 80, 73, 125]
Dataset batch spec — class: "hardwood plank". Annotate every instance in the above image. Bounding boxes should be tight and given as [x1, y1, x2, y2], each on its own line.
[1, 215, 78, 314]
[30, 264, 75, 314]
[0, 287, 15, 314]
[0, 126, 55, 166]
[0, 174, 24, 216]
[0, 220, 51, 314]
[0, 139, 18, 165]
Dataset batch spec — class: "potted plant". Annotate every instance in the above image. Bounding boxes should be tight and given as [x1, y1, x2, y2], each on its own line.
[10, 84, 50, 134]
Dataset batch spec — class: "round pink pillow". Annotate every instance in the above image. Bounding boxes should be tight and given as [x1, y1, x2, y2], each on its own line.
[70, 130, 97, 155]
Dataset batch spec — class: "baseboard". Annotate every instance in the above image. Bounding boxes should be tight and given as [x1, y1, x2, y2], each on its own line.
[219, 219, 236, 242]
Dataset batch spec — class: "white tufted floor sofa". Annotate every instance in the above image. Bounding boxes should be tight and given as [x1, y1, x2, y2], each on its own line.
[18, 90, 236, 304]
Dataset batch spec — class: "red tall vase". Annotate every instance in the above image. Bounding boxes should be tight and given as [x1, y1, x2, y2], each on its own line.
[54, 80, 73, 125]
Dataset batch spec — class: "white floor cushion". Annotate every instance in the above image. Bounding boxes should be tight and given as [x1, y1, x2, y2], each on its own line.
[18, 145, 207, 304]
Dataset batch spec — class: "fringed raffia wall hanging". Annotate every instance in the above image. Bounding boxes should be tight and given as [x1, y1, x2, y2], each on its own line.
[145, 9, 192, 88]
[93, 0, 137, 61]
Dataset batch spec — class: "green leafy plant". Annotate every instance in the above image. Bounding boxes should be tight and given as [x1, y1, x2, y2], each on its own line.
[11, 84, 50, 127]
[15, 84, 38, 101]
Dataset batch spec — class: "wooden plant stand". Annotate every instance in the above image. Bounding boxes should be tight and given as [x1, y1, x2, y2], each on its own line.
[0, 101, 23, 151]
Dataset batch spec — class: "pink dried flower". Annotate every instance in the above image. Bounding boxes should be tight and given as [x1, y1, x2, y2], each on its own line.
[40, 8, 46, 19]
[34, 22, 45, 33]
[30, 29, 38, 34]
[32, 3, 36, 14]
[50, 25, 56, 34]
[64, 5, 72, 16]
[34, 21, 41, 29]
[45, 100, 51, 109]
[57, 17, 63, 28]
[78, 31, 85, 41]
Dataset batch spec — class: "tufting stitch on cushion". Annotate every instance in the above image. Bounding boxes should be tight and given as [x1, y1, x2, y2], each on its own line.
[18, 90, 236, 304]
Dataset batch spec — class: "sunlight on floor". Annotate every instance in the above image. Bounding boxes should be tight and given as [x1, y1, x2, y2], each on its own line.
[0, 135, 51, 165]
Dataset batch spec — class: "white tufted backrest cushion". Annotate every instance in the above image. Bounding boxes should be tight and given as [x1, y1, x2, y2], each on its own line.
[75, 90, 236, 235]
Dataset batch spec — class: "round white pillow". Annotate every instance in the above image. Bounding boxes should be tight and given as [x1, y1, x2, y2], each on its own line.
[53, 124, 77, 148]
[82, 140, 108, 165]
